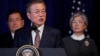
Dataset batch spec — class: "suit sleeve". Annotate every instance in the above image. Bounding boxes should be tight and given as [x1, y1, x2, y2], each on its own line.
[55, 30, 62, 48]
[90, 39, 99, 56]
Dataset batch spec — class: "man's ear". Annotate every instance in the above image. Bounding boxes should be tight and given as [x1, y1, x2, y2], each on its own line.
[27, 12, 31, 20]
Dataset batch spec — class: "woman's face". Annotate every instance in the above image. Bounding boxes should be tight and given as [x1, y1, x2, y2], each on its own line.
[71, 16, 86, 34]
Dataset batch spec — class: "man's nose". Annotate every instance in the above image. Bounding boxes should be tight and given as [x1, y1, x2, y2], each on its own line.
[13, 21, 17, 25]
[39, 12, 43, 17]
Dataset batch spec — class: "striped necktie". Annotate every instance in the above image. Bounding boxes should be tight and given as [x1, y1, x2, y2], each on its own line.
[34, 29, 40, 48]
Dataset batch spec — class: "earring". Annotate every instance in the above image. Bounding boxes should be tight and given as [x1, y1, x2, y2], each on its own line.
[68, 30, 72, 34]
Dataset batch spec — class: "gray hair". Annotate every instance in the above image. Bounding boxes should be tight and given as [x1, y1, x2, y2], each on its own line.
[69, 12, 88, 27]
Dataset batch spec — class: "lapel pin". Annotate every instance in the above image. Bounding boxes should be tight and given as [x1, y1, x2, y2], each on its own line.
[84, 40, 89, 46]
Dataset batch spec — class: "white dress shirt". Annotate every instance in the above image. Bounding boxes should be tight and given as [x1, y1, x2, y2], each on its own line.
[71, 34, 85, 41]
[11, 32, 14, 39]
[31, 24, 44, 45]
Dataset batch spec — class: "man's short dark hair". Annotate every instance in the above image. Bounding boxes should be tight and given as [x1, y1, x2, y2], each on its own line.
[7, 10, 24, 21]
[26, 0, 46, 13]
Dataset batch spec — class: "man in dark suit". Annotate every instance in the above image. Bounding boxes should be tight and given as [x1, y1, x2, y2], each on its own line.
[14, 0, 61, 48]
[0, 32, 14, 48]
[0, 10, 24, 48]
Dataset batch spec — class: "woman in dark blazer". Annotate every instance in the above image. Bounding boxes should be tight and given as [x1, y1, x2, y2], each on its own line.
[62, 12, 98, 56]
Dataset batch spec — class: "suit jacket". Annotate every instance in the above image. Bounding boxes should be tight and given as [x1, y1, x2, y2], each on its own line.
[62, 36, 99, 56]
[0, 32, 13, 48]
[14, 26, 61, 48]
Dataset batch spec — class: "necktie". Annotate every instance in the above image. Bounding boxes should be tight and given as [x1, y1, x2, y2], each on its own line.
[34, 29, 40, 48]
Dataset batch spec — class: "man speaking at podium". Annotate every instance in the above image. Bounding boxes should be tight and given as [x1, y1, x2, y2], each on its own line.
[14, 0, 61, 48]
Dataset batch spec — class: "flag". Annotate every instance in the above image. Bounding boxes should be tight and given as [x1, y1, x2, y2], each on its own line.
[71, 0, 86, 15]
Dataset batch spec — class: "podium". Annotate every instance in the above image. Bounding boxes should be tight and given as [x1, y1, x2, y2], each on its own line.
[0, 48, 67, 56]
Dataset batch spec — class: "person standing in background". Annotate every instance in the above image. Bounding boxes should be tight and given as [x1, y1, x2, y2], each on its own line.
[0, 10, 24, 48]
[62, 11, 98, 56]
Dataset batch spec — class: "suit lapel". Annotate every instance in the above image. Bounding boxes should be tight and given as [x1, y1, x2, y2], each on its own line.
[39, 26, 49, 47]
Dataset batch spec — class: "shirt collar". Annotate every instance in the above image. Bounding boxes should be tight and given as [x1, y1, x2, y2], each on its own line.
[37, 24, 44, 32]
[11, 32, 14, 39]
[71, 34, 85, 41]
